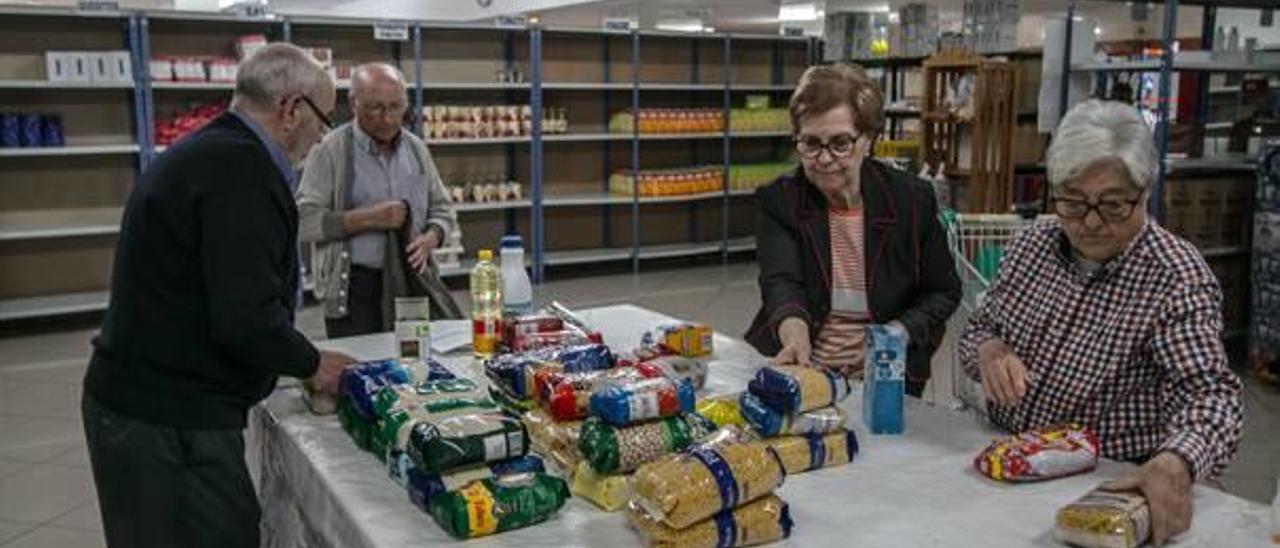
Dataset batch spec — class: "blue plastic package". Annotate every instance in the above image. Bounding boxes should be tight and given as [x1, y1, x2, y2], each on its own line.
[485, 354, 548, 401]
[40, 114, 64, 147]
[551, 343, 616, 372]
[340, 359, 412, 422]
[863, 324, 906, 434]
[738, 392, 845, 437]
[747, 366, 849, 414]
[406, 455, 547, 511]
[18, 114, 40, 147]
[588, 377, 696, 426]
[0, 114, 18, 147]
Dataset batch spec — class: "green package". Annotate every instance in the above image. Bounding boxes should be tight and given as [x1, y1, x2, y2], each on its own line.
[578, 413, 716, 475]
[407, 411, 529, 473]
[379, 398, 497, 453]
[428, 472, 571, 539]
[373, 378, 481, 421]
[337, 399, 374, 452]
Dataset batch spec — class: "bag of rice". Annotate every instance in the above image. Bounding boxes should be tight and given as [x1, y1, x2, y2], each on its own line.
[589, 376, 697, 426]
[406, 411, 528, 473]
[974, 423, 1100, 482]
[631, 433, 785, 529]
[747, 366, 849, 414]
[428, 473, 571, 539]
[578, 414, 716, 475]
[570, 461, 633, 512]
[1055, 487, 1150, 548]
[762, 429, 858, 474]
[695, 395, 746, 428]
[372, 378, 483, 422]
[406, 455, 546, 511]
[739, 392, 846, 437]
[627, 494, 793, 548]
[380, 397, 498, 453]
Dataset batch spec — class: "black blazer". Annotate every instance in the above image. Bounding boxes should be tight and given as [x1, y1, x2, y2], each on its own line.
[85, 112, 319, 429]
[745, 161, 961, 386]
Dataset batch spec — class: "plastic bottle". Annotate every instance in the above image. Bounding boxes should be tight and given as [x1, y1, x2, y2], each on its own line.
[470, 249, 503, 359]
[499, 235, 533, 316]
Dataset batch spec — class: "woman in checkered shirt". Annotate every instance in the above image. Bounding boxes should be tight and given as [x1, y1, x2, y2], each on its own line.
[959, 99, 1245, 546]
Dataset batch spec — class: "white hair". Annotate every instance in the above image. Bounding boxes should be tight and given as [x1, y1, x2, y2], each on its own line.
[350, 63, 407, 98]
[1046, 99, 1158, 194]
[232, 42, 331, 112]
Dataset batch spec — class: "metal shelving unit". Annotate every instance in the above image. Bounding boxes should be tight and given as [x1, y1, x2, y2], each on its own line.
[0, 144, 140, 157]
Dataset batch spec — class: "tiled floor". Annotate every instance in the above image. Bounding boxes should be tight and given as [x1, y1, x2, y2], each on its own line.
[0, 261, 1277, 547]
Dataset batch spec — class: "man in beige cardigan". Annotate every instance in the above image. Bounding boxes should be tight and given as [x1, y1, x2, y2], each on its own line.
[297, 63, 457, 338]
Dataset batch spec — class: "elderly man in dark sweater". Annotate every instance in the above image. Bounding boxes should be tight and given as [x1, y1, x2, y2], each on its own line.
[82, 43, 354, 548]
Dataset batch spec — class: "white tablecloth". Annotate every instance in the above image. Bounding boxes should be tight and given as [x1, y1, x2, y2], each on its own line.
[248, 304, 1273, 548]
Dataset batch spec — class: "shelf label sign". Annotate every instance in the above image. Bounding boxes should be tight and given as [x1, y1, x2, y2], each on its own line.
[604, 18, 634, 32]
[781, 25, 806, 37]
[374, 22, 410, 41]
[77, 1, 119, 10]
[494, 15, 527, 29]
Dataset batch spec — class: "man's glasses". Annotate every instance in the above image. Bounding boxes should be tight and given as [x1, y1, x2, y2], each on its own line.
[297, 94, 334, 130]
[795, 133, 859, 159]
[1051, 195, 1143, 223]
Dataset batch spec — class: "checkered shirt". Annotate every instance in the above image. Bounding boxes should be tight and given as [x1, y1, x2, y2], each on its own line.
[959, 219, 1243, 480]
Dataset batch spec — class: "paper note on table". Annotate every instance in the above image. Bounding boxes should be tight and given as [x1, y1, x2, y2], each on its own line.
[430, 320, 472, 354]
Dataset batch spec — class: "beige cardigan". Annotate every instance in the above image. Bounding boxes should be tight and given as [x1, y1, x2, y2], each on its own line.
[296, 123, 457, 319]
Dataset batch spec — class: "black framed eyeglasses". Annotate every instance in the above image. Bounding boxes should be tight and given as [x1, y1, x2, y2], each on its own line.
[297, 94, 335, 130]
[795, 133, 859, 159]
[1051, 195, 1143, 223]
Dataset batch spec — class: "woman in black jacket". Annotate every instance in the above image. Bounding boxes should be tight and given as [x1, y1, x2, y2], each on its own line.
[745, 64, 961, 397]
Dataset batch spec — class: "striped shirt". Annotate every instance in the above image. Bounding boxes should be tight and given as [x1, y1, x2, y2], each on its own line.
[812, 208, 872, 377]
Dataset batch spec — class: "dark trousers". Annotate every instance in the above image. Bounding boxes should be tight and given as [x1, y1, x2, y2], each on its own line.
[324, 265, 384, 339]
[82, 394, 260, 548]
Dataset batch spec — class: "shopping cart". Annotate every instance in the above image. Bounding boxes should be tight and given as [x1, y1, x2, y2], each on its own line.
[941, 212, 1048, 414]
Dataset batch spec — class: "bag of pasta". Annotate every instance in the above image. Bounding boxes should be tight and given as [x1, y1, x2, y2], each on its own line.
[747, 366, 849, 414]
[428, 472, 571, 539]
[739, 392, 846, 437]
[578, 414, 716, 475]
[589, 376, 697, 426]
[1055, 487, 1150, 548]
[627, 494, 793, 548]
[406, 455, 546, 512]
[695, 394, 746, 428]
[762, 429, 859, 475]
[631, 432, 785, 529]
[570, 461, 633, 512]
[406, 411, 528, 473]
[974, 423, 1100, 482]
[536, 366, 651, 421]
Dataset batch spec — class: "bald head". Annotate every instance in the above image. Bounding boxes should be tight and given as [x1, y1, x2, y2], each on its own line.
[350, 63, 406, 98]
[350, 63, 409, 146]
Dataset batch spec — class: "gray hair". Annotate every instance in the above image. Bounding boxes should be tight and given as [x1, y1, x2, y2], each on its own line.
[1046, 99, 1157, 194]
[232, 42, 331, 112]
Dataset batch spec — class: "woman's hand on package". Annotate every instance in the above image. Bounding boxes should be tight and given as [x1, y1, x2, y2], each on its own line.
[1101, 452, 1193, 546]
[773, 317, 812, 368]
[310, 350, 357, 395]
[976, 338, 1032, 407]
[406, 227, 442, 274]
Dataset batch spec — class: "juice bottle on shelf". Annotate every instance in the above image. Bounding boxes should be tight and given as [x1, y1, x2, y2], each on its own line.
[470, 249, 503, 360]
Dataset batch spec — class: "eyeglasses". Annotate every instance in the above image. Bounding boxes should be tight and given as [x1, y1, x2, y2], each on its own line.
[358, 101, 408, 117]
[795, 133, 859, 159]
[297, 94, 335, 130]
[1051, 195, 1143, 223]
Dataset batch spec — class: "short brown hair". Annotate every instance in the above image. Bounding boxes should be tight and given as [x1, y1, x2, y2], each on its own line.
[788, 63, 884, 136]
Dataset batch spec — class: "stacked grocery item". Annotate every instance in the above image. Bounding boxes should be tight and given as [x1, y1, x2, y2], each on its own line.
[739, 365, 859, 475]
[0, 113, 64, 148]
[727, 108, 790, 133]
[728, 162, 795, 192]
[608, 166, 722, 197]
[628, 426, 793, 547]
[154, 102, 228, 146]
[609, 108, 724, 134]
[422, 105, 567, 140]
[443, 174, 524, 205]
[44, 50, 132, 84]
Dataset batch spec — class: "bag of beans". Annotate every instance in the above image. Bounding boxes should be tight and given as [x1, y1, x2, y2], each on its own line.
[578, 414, 716, 475]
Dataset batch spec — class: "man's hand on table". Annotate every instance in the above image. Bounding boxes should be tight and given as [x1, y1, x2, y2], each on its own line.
[1102, 451, 1193, 546]
[310, 350, 358, 395]
[977, 338, 1032, 407]
[774, 317, 812, 367]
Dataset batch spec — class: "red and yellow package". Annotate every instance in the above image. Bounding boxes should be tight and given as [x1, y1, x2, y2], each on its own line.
[974, 423, 1100, 482]
[535, 366, 656, 421]
[656, 323, 713, 358]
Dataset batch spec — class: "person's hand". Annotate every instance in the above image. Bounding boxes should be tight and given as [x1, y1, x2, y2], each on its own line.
[774, 317, 812, 367]
[366, 200, 407, 230]
[1101, 452, 1193, 546]
[405, 228, 441, 274]
[977, 338, 1032, 407]
[309, 350, 357, 395]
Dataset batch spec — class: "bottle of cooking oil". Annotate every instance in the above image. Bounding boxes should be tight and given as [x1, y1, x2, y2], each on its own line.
[470, 249, 503, 359]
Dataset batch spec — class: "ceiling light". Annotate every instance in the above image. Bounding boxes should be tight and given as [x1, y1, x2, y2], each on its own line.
[778, 3, 818, 22]
[655, 19, 705, 33]
[703, 26, 716, 33]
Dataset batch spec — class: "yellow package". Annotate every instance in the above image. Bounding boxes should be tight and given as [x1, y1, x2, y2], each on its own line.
[1055, 487, 1150, 548]
[570, 461, 633, 512]
[627, 494, 793, 548]
[632, 435, 784, 529]
[695, 395, 745, 428]
[763, 429, 858, 475]
[659, 323, 713, 357]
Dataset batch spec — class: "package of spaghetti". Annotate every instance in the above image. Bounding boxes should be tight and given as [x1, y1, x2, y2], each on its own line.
[1055, 487, 1150, 548]
[521, 408, 582, 456]
[695, 394, 746, 428]
[578, 414, 716, 475]
[340, 359, 413, 422]
[406, 410, 528, 473]
[631, 433, 785, 529]
[428, 472, 571, 539]
[739, 392, 846, 437]
[974, 423, 1100, 482]
[536, 366, 651, 421]
[406, 455, 546, 511]
[636, 355, 708, 391]
[747, 366, 850, 414]
[380, 397, 498, 453]
[627, 494, 793, 548]
[762, 430, 859, 475]
[589, 376, 697, 426]
[570, 461, 633, 512]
